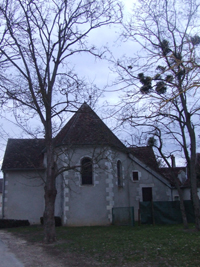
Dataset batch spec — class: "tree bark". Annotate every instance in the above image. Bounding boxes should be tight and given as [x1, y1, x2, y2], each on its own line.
[43, 144, 57, 243]
[185, 116, 200, 230]
[173, 175, 188, 229]
[178, 74, 200, 230]
[185, 113, 200, 230]
[43, 183, 57, 243]
[43, 111, 57, 243]
[189, 162, 200, 230]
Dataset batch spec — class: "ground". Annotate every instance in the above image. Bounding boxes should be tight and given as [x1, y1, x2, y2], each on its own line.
[0, 230, 148, 267]
[1, 225, 199, 267]
[0, 230, 103, 267]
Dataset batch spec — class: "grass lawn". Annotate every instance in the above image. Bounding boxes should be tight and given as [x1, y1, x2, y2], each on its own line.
[6, 224, 200, 266]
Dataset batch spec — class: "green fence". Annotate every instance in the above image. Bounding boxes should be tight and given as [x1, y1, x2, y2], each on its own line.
[140, 200, 195, 225]
[112, 207, 134, 226]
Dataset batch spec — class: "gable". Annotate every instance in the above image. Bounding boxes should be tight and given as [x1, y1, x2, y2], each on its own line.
[128, 152, 171, 188]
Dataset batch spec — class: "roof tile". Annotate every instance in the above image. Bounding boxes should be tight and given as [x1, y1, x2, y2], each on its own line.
[128, 146, 159, 170]
[2, 139, 45, 170]
[55, 103, 126, 150]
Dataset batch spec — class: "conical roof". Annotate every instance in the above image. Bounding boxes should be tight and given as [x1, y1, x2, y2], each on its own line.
[55, 103, 125, 150]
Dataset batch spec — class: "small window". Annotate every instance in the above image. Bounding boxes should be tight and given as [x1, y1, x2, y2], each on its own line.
[117, 160, 123, 187]
[132, 171, 139, 181]
[81, 157, 93, 185]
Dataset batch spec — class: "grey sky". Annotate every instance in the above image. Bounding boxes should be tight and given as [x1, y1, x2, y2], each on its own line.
[0, 0, 196, 168]
[0, 1, 135, 165]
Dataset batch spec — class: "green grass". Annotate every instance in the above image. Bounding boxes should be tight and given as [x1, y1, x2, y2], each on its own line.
[5, 224, 200, 266]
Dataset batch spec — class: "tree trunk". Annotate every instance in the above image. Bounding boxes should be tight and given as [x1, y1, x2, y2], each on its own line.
[178, 84, 200, 230]
[189, 164, 200, 230]
[173, 175, 188, 229]
[186, 119, 200, 230]
[43, 183, 57, 243]
[43, 146, 57, 243]
[43, 113, 57, 243]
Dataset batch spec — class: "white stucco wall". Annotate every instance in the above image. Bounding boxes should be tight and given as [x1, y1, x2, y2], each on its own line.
[111, 150, 131, 222]
[58, 146, 173, 224]
[126, 156, 172, 221]
[60, 146, 112, 226]
[3, 170, 45, 224]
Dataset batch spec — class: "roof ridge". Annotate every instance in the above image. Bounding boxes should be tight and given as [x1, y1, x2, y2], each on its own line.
[67, 103, 96, 135]
[55, 103, 90, 145]
[55, 102, 126, 150]
[61, 106, 83, 143]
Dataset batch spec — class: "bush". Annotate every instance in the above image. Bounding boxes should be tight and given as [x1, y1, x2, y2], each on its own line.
[40, 216, 62, 227]
[0, 219, 30, 229]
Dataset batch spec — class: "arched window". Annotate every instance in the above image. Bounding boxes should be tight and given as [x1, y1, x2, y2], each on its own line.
[81, 157, 93, 185]
[117, 160, 123, 187]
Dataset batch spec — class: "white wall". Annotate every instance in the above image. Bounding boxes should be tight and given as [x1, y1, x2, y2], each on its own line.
[3, 170, 45, 224]
[127, 157, 172, 220]
[60, 146, 112, 226]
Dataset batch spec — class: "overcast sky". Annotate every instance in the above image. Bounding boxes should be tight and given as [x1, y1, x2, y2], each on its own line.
[0, 1, 136, 166]
[0, 0, 193, 168]
[0, 2, 135, 130]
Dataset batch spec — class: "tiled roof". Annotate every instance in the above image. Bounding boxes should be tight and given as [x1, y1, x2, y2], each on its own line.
[2, 139, 45, 170]
[55, 103, 126, 150]
[159, 167, 187, 187]
[160, 154, 200, 188]
[128, 146, 159, 170]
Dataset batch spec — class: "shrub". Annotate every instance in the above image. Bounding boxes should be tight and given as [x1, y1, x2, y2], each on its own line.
[0, 219, 30, 228]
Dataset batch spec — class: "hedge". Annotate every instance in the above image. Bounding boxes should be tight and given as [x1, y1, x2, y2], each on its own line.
[0, 219, 30, 228]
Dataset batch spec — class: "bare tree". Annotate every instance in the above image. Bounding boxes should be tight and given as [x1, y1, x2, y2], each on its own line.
[114, 0, 200, 229]
[0, 0, 122, 243]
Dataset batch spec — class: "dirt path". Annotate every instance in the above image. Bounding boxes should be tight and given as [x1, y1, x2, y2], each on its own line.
[0, 230, 103, 267]
[0, 230, 151, 267]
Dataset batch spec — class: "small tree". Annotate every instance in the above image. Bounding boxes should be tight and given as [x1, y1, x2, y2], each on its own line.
[114, 0, 200, 229]
[0, 0, 122, 243]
